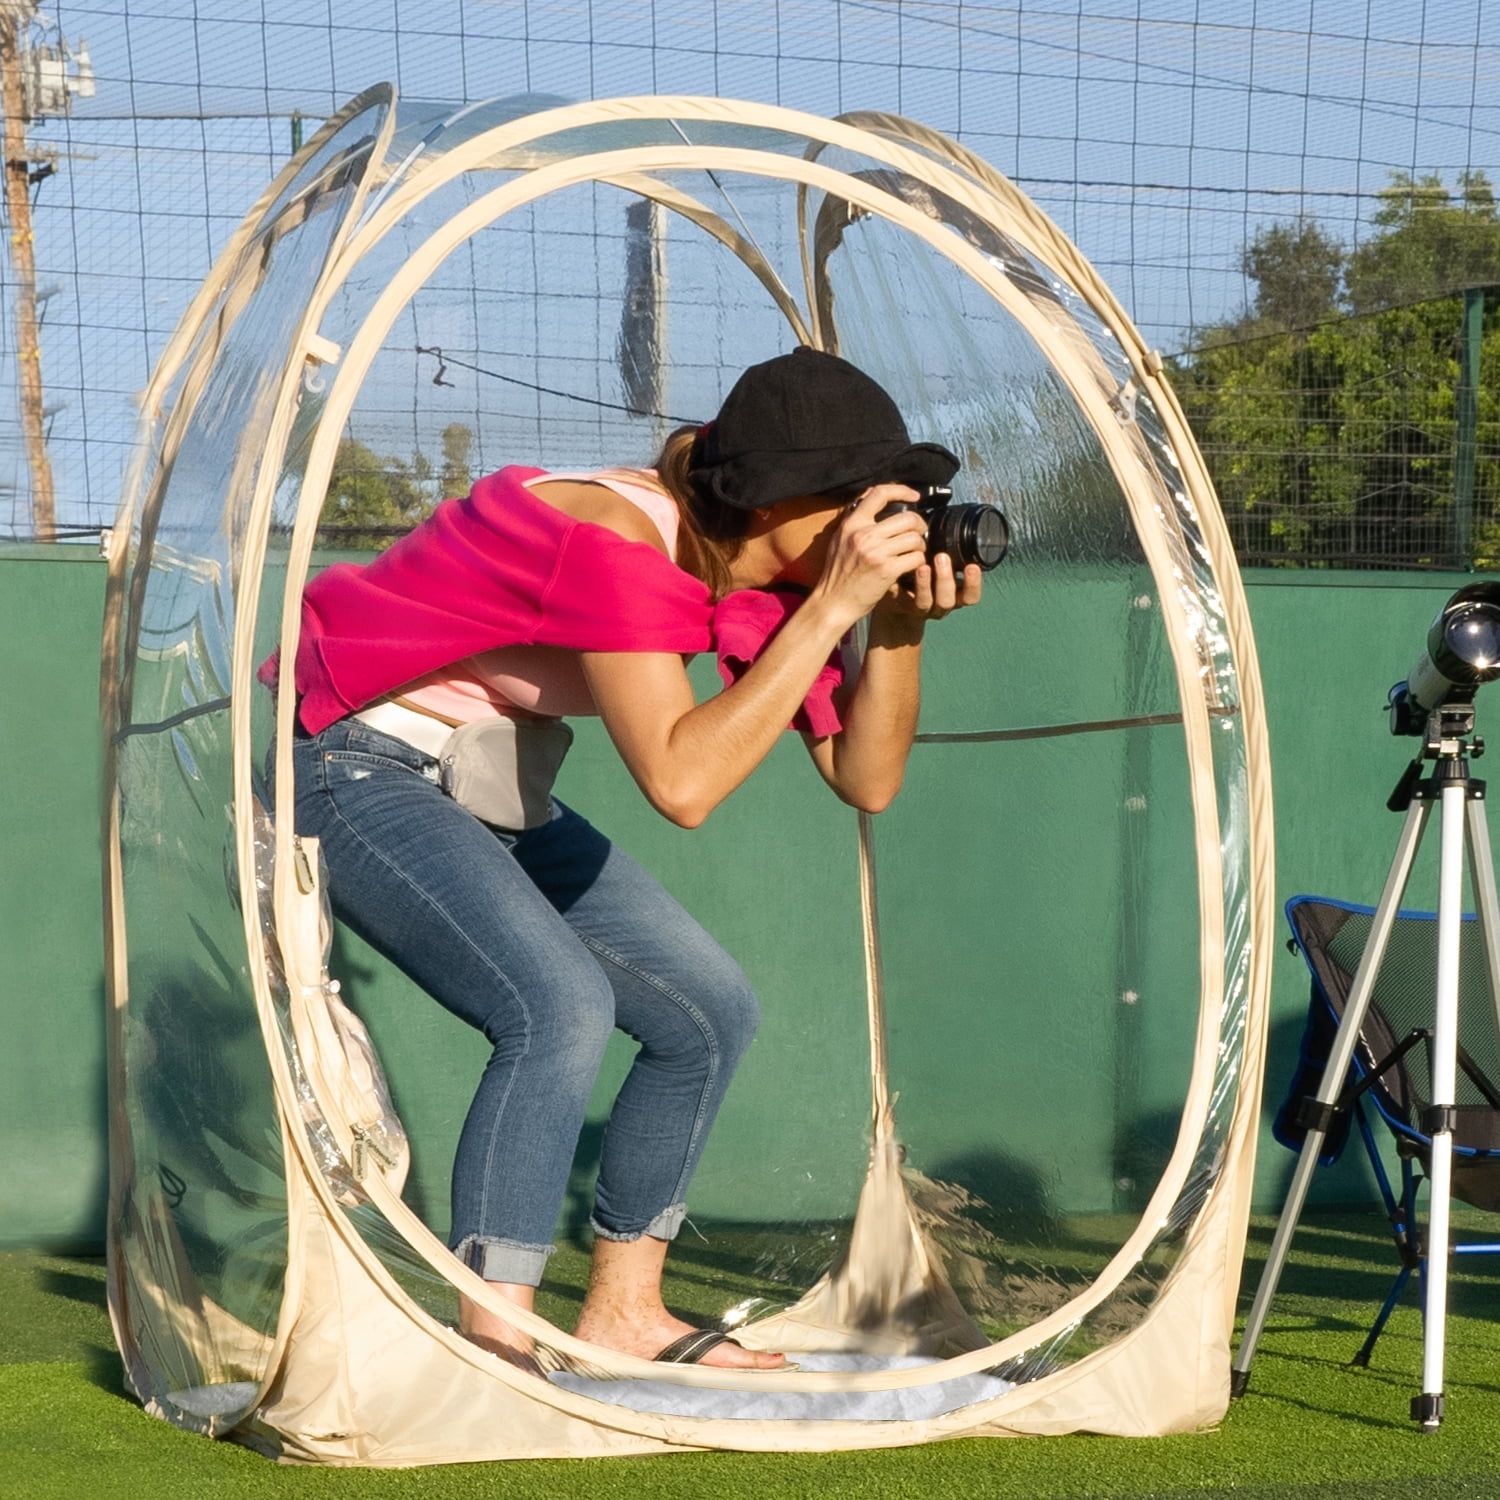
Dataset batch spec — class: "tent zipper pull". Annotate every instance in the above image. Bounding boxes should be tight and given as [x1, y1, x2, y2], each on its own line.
[350, 1125, 397, 1180]
[293, 838, 316, 894]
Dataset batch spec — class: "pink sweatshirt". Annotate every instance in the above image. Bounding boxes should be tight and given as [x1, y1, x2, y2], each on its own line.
[259, 465, 847, 737]
[400, 469, 686, 721]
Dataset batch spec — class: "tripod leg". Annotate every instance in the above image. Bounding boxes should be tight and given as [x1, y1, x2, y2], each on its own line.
[1232, 796, 1432, 1396]
[1415, 781, 1469, 1430]
[1463, 795, 1500, 1045]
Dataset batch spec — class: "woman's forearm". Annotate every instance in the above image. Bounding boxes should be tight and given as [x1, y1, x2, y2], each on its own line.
[660, 595, 851, 823]
[585, 592, 854, 827]
[828, 610, 925, 811]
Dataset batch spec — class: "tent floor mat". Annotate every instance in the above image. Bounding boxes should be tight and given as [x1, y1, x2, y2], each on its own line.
[549, 1350, 1012, 1420]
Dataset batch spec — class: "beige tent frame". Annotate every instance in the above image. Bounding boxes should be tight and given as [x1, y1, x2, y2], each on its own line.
[104, 92, 1274, 1462]
[101, 87, 401, 1424]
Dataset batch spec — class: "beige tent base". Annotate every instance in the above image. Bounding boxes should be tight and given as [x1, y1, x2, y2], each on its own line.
[234, 1134, 1234, 1465]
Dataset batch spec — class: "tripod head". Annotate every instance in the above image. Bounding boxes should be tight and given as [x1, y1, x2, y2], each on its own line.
[1388, 702, 1486, 813]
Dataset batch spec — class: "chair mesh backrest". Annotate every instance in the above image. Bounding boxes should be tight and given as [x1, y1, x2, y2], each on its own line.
[1289, 899, 1500, 1154]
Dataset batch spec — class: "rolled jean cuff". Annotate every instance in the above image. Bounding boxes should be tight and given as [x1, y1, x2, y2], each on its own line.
[453, 1233, 555, 1287]
[590, 1201, 687, 1244]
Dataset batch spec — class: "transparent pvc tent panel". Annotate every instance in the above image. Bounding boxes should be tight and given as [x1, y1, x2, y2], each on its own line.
[104, 93, 392, 1429]
[106, 92, 1269, 1453]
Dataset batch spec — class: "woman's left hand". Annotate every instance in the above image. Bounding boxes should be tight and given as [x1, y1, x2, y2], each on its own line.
[874, 550, 984, 624]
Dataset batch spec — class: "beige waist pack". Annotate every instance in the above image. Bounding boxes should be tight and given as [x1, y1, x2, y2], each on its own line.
[437, 715, 573, 831]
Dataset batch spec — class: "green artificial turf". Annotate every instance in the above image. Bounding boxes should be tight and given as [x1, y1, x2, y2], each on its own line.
[7, 1211, 1500, 1499]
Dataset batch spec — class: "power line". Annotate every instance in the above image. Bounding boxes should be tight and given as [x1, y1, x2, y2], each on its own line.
[414, 347, 701, 426]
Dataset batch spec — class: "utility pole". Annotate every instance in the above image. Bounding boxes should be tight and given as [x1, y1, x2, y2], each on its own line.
[0, 2, 93, 541]
[619, 198, 666, 442]
[0, 1, 53, 539]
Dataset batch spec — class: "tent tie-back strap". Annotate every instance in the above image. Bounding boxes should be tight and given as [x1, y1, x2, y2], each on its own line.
[112, 703, 1226, 748]
[113, 696, 232, 742]
[109, 702, 1228, 749]
[914, 705, 1238, 744]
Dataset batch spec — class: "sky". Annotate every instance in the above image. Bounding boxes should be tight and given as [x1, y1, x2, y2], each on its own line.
[6, 0, 1499, 534]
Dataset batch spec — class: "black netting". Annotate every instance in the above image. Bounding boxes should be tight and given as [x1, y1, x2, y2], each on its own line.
[12, 3, 1500, 577]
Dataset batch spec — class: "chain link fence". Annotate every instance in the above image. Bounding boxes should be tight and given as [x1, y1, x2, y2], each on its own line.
[3, 1, 1499, 570]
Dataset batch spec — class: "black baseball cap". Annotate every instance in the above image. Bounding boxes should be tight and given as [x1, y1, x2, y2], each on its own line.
[688, 347, 960, 510]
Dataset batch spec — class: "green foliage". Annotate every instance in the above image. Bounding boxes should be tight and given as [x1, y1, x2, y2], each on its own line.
[1170, 171, 1500, 567]
[1346, 171, 1500, 315]
[319, 437, 434, 536]
[317, 423, 478, 548]
[439, 420, 475, 500]
[1240, 218, 1345, 329]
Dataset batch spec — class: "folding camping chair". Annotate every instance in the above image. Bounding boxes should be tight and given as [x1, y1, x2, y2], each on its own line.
[1279, 895, 1500, 1367]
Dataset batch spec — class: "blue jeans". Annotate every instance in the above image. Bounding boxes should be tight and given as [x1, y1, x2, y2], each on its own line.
[277, 716, 761, 1286]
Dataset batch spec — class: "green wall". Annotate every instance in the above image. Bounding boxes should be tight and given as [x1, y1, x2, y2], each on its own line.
[0, 544, 1481, 1250]
[2, 547, 113, 1250]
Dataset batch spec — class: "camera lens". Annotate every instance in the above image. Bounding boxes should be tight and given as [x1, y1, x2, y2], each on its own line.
[931, 504, 1009, 571]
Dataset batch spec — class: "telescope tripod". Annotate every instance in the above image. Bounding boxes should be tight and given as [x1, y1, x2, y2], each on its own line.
[1232, 703, 1500, 1430]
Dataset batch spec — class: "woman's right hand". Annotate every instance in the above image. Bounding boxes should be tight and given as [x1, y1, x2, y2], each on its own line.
[808, 486, 931, 631]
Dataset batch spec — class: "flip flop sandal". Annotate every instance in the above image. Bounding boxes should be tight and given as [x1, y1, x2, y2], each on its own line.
[652, 1329, 798, 1371]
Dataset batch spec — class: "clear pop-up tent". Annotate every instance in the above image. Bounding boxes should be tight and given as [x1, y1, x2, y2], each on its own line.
[101, 90, 1274, 1464]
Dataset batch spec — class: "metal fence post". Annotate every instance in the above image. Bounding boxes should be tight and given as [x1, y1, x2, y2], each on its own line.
[1453, 286, 1485, 569]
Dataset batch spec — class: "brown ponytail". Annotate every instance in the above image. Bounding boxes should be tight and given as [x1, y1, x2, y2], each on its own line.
[649, 425, 749, 600]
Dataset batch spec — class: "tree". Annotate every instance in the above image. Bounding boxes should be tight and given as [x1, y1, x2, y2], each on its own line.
[1239, 218, 1344, 330]
[439, 421, 475, 499]
[1346, 170, 1500, 315]
[319, 437, 435, 544]
[1169, 170, 1500, 568]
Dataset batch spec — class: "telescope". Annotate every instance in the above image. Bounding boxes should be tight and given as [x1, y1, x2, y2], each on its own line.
[1388, 582, 1500, 736]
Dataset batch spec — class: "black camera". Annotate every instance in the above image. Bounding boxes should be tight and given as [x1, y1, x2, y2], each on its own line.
[875, 485, 1009, 589]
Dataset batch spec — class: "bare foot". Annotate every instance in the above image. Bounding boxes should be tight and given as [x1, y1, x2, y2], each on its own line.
[573, 1308, 789, 1371]
[461, 1326, 546, 1378]
[574, 1231, 790, 1369]
[460, 1287, 543, 1377]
